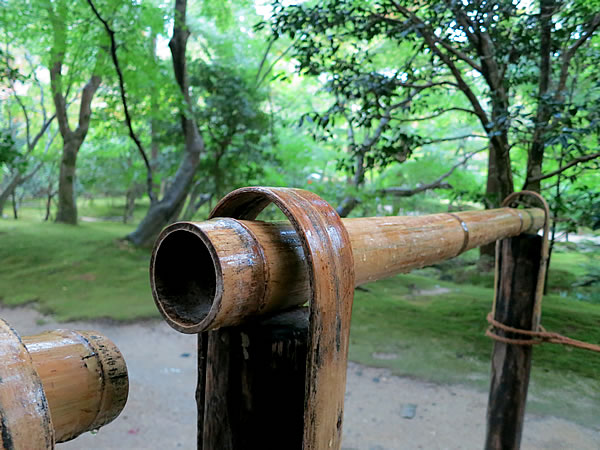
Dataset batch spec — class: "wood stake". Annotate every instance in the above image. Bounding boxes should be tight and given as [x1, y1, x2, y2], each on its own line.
[198, 309, 308, 449]
[485, 234, 542, 449]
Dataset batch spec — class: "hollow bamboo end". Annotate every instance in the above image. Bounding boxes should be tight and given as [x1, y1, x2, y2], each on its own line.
[151, 219, 270, 334]
[150, 221, 223, 334]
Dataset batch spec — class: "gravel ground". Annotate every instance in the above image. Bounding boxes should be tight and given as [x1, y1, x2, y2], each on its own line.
[2, 305, 598, 450]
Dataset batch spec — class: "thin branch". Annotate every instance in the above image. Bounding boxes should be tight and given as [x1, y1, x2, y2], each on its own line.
[339, 101, 356, 147]
[530, 151, 600, 182]
[87, 0, 156, 204]
[389, 1, 490, 129]
[25, 53, 48, 123]
[381, 182, 452, 196]
[256, 39, 297, 88]
[255, 37, 275, 84]
[362, 107, 393, 148]
[393, 107, 477, 122]
[28, 114, 56, 153]
[422, 134, 487, 145]
[380, 146, 487, 197]
[22, 128, 58, 183]
[556, 13, 600, 96]
[373, 12, 482, 73]
[394, 80, 458, 89]
[4, 42, 31, 147]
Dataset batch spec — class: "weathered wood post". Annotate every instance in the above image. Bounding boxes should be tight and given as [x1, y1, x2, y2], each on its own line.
[485, 191, 548, 450]
[198, 309, 308, 449]
[484, 234, 542, 450]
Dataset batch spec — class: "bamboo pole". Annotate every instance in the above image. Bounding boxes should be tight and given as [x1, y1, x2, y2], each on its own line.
[0, 320, 128, 448]
[151, 207, 545, 333]
[23, 329, 129, 443]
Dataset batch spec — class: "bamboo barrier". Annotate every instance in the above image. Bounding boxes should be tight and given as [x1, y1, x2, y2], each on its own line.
[0, 320, 128, 448]
[151, 206, 545, 334]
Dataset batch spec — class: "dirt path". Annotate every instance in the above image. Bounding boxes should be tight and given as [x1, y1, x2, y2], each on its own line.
[2, 305, 598, 450]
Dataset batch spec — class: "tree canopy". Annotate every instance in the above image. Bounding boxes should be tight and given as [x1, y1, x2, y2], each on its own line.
[0, 0, 598, 245]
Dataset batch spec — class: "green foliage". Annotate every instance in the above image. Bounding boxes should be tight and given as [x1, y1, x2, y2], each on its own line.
[0, 130, 20, 170]
[263, 0, 600, 220]
[189, 60, 271, 194]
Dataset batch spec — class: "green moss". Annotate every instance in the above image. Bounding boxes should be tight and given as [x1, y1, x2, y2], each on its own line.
[349, 273, 600, 427]
[0, 218, 156, 321]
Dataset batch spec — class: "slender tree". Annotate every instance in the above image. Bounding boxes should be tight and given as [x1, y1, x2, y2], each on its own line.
[47, 1, 104, 224]
[126, 0, 205, 246]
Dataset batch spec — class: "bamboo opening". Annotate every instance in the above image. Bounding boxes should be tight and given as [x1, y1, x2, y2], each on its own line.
[153, 228, 218, 328]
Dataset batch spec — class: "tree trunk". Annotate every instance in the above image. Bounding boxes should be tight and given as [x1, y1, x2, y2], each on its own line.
[336, 151, 365, 217]
[180, 186, 211, 221]
[126, 0, 204, 247]
[55, 139, 81, 224]
[481, 96, 514, 265]
[485, 234, 542, 449]
[11, 189, 18, 219]
[523, 0, 555, 194]
[480, 142, 502, 262]
[336, 196, 360, 218]
[0, 173, 22, 218]
[123, 189, 136, 224]
[126, 137, 200, 246]
[45, 191, 54, 222]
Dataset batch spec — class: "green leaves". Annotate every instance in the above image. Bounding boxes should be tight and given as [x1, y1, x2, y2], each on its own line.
[0, 130, 20, 170]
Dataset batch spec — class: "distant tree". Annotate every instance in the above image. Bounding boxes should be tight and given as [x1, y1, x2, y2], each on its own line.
[0, 50, 56, 217]
[46, 1, 106, 224]
[124, 0, 273, 245]
[125, 0, 207, 246]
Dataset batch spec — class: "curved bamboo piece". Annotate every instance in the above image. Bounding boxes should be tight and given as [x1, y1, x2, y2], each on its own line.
[0, 320, 128, 448]
[151, 204, 545, 334]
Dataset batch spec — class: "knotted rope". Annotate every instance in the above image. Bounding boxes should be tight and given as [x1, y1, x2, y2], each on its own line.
[486, 313, 600, 352]
[486, 191, 600, 353]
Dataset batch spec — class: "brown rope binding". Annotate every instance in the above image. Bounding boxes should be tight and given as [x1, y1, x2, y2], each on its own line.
[486, 191, 600, 354]
[486, 313, 600, 352]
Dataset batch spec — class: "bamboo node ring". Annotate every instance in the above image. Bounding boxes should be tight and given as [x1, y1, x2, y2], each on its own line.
[445, 212, 470, 255]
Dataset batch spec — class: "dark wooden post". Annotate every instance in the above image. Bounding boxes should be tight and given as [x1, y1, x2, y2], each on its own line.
[485, 233, 542, 450]
[197, 308, 308, 449]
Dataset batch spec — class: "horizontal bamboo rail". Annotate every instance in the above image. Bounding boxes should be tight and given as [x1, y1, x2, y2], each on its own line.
[151, 207, 544, 334]
[0, 320, 128, 448]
